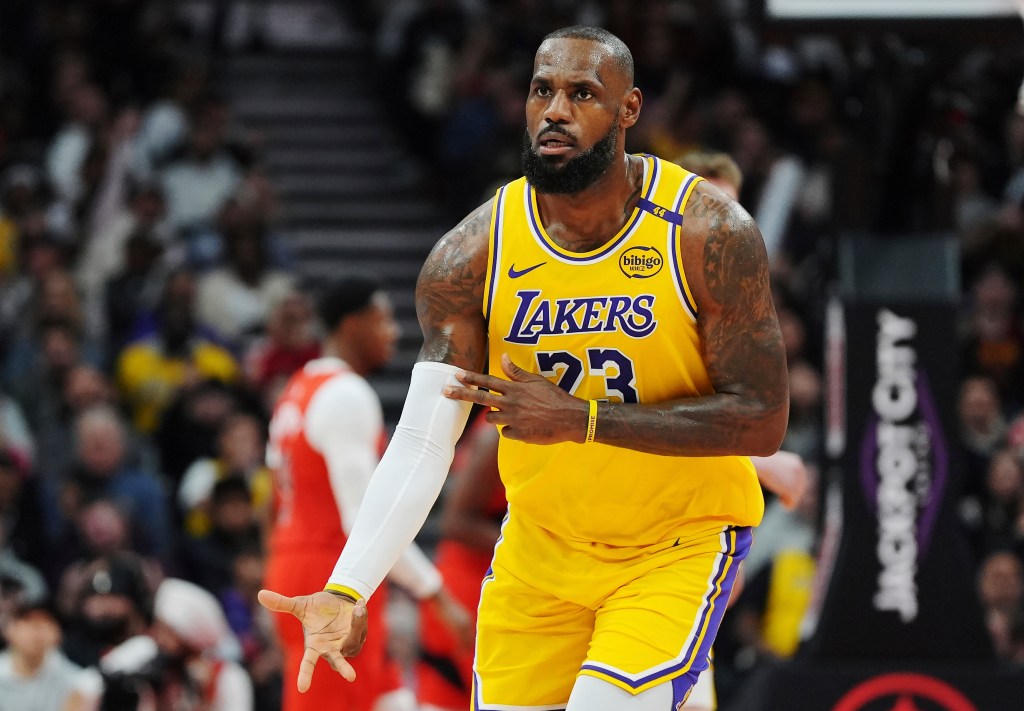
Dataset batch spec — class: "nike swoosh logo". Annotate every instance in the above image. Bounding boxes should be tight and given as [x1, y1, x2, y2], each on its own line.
[508, 262, 546, 279]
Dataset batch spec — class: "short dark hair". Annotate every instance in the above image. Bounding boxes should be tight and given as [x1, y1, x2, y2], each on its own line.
[541, 26, 634, 86]
[317, 274, 383, 332]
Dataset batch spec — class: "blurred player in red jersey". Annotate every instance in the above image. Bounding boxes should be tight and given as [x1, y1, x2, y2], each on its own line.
[264, 274, 470, 711]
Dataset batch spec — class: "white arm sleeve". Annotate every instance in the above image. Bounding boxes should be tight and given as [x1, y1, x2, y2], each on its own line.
[326, 361, 472, 599]
[306, 372, 444, 599]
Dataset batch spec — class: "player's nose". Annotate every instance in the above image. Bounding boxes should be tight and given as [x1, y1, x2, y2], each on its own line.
[542, 90, 573, 125]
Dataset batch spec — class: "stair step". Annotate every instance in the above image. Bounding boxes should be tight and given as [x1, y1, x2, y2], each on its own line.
[286, 228, 438, 253]
[264, 146, 405, 171]
[227, 53, 366, 77]
[256, 124, 395, 147]
[234, 96, 379, 120]
[281, 199, 436, 224]
[298, 257, 423, 284]
[276, 173, 418, 198]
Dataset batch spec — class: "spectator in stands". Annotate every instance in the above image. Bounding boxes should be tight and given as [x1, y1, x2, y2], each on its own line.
[178, 412, 272, 538]
[115, 268, 239, 433]
[8, 320, 84, 437]
[33, 364, 119, 488]
[977, 550, 1024, 657]
[61, 554, 152, 668]
[0, 448, 48, 576]
[244, 290, 320, 407]
[131, 63, 209, 181]
[0, 388, 35, 470]
[104, 230, 171, 359]
[3, 269, 104, 395]
[76, 179, 170, 340]
[159, 99, 243, 236]
[221, 545, 282, 711]
[45, 82, 109, 210]
[980, 449, 1024, 551]
[100, 578, 253, 710]
[181, 477, 263, 596]
[961, 263, 1024, 410]
[54, 405, 171, 562]
[0, 229, 68, 357]
[0, 598, 101, 710]
[958, 375, 1010, 540]
[196, 216, 295, 349]
[155, 377, 243, 489]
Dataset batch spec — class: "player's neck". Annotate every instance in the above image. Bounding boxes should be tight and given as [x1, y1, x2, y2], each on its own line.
[535, 153, 642, 254]
[323, 341, 368, 377]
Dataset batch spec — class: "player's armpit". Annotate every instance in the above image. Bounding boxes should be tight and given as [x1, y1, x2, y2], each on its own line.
[416, 200, 492, 371]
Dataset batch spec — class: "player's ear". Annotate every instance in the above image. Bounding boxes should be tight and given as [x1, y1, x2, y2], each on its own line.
[621, 88, 642, 129]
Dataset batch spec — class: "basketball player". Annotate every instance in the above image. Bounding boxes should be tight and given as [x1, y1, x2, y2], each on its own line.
[263, 275, 471, 711]
[259, 26, 789, 710]
[416, 422, 808, 711]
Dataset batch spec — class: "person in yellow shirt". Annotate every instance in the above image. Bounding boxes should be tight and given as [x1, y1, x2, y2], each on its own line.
[116, 269, 238, 432]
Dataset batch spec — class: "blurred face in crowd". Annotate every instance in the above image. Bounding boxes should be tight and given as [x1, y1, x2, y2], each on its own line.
[213, 491, 255, 535]
[41, 325, 79, 378]
[132, 187, 165, 226]
[78, 500, 130, 555]
[973, 265, 1018, 315]
[76, 415, 126, 477]
[979, 552, 1023, 612]
[777, 308, 806, 362]
[959, 376, 1002, 434]
[160, 271, 197, 347]
[522, 37, 638, 194]
[63, 365, 113, 412]
[38, 271, 80, 322]
[268, 292, 314, 348]
[3, 610, 61, 664]
[219, 415, 264, 471]
[81, 593, 138, 645]
[788, 361, 821, 416]
[987, 450, 1024, 503]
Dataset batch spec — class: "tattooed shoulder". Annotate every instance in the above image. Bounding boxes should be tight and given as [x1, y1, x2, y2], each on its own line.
[681, 182, 770, 313]
[415, 199, 493, 365]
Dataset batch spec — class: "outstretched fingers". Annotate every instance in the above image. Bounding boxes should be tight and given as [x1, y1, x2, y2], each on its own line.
[298, 646, 319, 692]
[324, 650, 357, 682]
[258, 589, 301, 617]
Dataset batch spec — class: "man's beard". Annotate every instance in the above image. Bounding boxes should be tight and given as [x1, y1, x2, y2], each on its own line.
[521, 121, 619, 195]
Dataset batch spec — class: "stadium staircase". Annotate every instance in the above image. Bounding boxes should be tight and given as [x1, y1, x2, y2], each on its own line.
[222, 8, 446, 424]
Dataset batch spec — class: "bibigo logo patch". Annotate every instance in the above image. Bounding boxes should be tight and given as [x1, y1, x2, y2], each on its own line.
[619, 246, 664, 278]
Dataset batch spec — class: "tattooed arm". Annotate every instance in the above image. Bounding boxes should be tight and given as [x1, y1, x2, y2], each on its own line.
[594, 181, 789, 456]
[416, 200, 492, 369]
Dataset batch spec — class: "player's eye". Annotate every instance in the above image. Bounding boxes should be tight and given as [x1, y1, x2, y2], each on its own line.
[575, 89, 593, 100]
[533, 86, 551, 97]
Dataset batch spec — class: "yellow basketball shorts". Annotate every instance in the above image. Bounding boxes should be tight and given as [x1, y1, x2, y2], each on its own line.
[471, 511, 752, 709]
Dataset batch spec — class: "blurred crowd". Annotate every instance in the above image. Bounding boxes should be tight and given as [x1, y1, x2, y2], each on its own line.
[0, 0, 1021, 709]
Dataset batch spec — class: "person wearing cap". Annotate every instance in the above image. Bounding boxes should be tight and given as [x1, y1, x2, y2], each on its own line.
[263, 274, 472, 711]
[61, 554, 151, 669]
[0, 598, 102, 710]
[99, 577, 252, 711]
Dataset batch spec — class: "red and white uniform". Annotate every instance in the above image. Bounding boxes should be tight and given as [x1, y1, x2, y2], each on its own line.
[266, 358, 440, 711]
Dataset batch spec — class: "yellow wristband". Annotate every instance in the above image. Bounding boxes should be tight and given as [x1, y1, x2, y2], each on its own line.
[324, 583, 362, 602]
[585, 399, 598, 443]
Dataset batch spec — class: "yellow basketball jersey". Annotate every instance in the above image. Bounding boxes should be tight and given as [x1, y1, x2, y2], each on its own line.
[483, 155, 764, 546]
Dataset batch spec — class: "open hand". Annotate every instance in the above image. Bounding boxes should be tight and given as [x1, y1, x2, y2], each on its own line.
[442, 353, 588, 444]
[257, 589, 368, 691]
